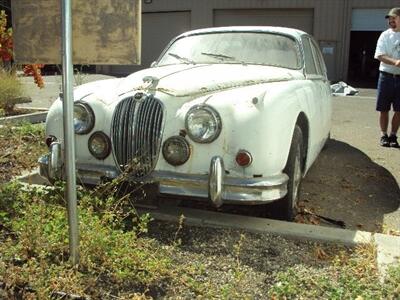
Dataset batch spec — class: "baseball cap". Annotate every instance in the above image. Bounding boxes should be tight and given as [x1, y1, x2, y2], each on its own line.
[385, 7, 400, 18]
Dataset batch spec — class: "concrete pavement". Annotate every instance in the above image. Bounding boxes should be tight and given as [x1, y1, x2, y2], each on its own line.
[18, 74, 116, 110]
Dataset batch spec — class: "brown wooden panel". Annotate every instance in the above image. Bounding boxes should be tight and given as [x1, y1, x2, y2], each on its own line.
[11, 0, 141, 65]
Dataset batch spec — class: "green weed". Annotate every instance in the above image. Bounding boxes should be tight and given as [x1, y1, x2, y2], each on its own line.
[268, 243, 400, 299]
[0, 72, 23, 114]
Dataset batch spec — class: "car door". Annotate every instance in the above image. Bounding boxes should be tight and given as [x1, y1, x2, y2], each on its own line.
[309, 37, 332, 138]
[301, 36, 325, 157]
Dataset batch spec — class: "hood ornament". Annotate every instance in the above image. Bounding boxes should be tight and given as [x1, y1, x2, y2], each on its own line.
[142, 76, 160, 90]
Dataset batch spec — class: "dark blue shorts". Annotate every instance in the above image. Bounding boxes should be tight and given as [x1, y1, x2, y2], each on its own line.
[376, 71, 400, 112]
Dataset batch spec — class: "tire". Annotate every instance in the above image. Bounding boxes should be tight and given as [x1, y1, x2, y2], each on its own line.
[271, 125, 304, 221]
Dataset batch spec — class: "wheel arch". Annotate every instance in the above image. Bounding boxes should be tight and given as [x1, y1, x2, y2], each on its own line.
[295, 112, 309, 172]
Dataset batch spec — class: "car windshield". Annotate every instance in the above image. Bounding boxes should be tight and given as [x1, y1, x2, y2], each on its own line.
[157, 32, 301, 69]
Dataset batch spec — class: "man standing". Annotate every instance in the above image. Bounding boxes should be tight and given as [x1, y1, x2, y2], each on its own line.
[374, 7, 400, 148]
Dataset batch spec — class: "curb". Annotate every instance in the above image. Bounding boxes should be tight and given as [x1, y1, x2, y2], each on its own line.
[0, 110, 47, 125]
[15, 169, 50, 186]
[138, 205, 400, 279]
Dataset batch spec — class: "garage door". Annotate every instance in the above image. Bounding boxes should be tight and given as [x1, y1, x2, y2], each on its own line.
[109, 11, 191, 75]
[214, 9, 314, 34]
[351, 9, 387, 31]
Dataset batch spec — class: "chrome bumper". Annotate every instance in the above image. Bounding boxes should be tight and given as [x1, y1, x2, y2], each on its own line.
[39, 147, 288, 206]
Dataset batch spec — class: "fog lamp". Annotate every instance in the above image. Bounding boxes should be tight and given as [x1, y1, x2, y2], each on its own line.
[88, 131, 111, 160]
[162, 136, 190, 166]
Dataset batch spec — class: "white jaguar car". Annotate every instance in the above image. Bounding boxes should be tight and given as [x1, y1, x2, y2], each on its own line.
[39, 26, 332, 220]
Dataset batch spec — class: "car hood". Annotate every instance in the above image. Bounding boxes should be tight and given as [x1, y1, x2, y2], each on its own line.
[77, 64, 303, 105]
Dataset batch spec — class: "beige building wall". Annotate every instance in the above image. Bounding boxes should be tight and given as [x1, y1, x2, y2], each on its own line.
[99, 0, 400, 83]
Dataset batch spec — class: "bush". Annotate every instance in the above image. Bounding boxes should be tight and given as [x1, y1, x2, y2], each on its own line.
[0, 72, 23, 114]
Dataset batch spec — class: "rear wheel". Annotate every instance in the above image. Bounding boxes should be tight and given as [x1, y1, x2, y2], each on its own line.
[270, 125, 304, 221]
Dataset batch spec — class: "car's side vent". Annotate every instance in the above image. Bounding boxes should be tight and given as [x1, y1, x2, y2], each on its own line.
[111, 94, 164, 178]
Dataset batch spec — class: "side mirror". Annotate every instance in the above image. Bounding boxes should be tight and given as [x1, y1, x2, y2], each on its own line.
[150, 61, 157, 68]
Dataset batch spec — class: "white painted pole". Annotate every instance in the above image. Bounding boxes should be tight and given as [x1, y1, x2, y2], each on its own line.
[61, 0, 79, 265]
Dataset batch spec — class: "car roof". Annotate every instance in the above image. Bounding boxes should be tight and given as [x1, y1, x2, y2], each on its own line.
[176, 26, 308, 40]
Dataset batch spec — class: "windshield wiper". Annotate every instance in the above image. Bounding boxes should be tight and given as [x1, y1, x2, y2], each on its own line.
[168, 53, 195, 64]
[201, 52, 235, 61]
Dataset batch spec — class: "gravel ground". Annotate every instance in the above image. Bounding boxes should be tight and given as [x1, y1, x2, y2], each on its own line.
[146, 220, 348, 299]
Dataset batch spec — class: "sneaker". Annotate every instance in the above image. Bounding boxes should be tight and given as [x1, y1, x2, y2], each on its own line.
[380, 134, 390, 147]
[389, 135, 400, 148]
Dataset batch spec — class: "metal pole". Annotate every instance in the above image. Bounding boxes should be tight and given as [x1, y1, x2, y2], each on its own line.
[61, 0, 79, 265]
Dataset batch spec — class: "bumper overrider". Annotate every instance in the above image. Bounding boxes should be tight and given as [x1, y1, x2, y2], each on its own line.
[38, 143, 289, 207]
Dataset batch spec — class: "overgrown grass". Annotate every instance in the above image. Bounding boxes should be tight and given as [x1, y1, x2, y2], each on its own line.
[268, 243, 400, 299]
[0, 122, 47, 183]
[0, 182, 253, 299]
[0, 72, 23, 115]
[0, 182, 399, 299]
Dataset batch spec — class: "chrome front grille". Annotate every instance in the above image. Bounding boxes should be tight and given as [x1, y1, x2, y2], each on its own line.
[111, 94, 164, 177]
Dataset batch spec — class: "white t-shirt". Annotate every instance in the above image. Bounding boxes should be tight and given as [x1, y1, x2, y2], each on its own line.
[374, 28, 400, 75]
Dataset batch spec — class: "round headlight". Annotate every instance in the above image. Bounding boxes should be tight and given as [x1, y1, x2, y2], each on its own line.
[162, 136, 190, 166]
[185, 105, 222, 143]
[88, 132, 111, 159]
[74, 102, 95, 134]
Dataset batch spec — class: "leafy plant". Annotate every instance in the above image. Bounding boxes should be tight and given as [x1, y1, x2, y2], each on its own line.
[268, 243, 400, 299]
[0, 122, 47, 183]
[0, 10, 13, 64]
[0, 9, 45, 88]
[0, 184, 173, 298]
[0, 71, 23, 113]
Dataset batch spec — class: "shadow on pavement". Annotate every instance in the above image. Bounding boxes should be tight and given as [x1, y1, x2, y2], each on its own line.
[302, 138, 400, 233]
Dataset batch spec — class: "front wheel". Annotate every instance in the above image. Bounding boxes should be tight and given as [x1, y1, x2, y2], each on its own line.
[270, 125, 304, 221]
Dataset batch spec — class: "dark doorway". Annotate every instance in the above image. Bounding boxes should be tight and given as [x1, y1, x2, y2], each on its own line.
[347, 31, 381, 88]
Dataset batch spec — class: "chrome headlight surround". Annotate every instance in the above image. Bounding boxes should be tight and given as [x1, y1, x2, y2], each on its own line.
[74, 101, 95, 134]
[88, 131, 111, 160]
[185, 105, 222, 143]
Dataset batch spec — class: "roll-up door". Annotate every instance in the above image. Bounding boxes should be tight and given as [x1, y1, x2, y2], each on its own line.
[348, 9, 387, 86]
[351, 9, 387, 31]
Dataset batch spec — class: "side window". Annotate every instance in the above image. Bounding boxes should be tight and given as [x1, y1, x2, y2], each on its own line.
[310, 38, 327, 78]
[301, 36, 318, 75]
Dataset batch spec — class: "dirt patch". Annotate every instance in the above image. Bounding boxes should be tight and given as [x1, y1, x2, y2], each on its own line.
[301, 95, 400, 234]
[302, 139, 400, 233]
